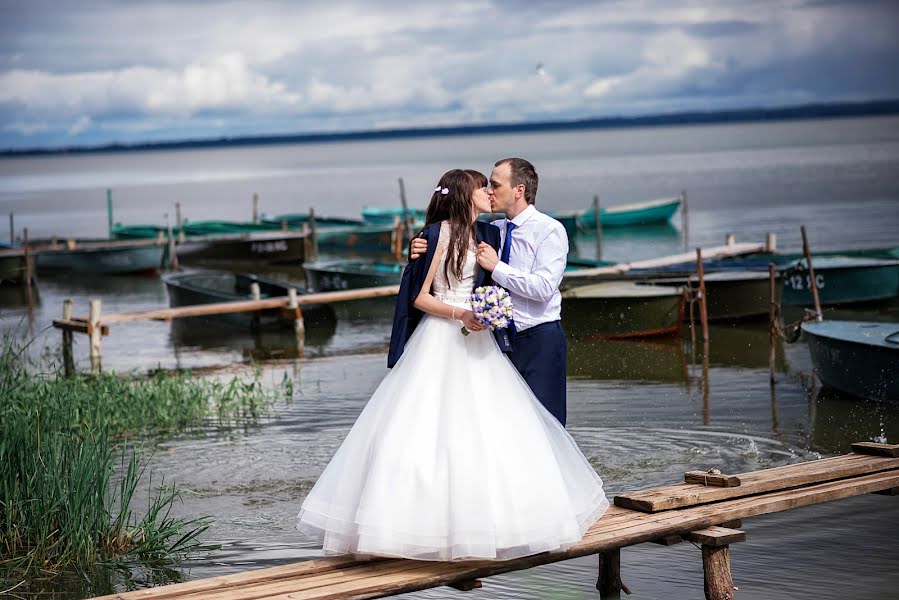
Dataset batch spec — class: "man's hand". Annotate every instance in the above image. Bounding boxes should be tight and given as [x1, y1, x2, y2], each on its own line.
[410, 235, 428, 260]
[475, 242, 499, 272]
[460, 310, 486, 332]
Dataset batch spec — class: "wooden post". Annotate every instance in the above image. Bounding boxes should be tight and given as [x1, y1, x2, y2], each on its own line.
[392, 216, 404, 261]
[250, 282, 261, 301]
[687, 527, 745, 600]
[765, 232, 777, 253]
[725, 233, 735, 246]
[250, 282, 261, 332]
[696, 248, 709, 344]
[62, 299, 74, 377]
[8, 212, 13, 244]
[175, 202, 182, 229]
[22, 227, 33, 286]
[596, 548, 630, 597]
[681, 189, 689, 251]
[308, 208, 318, 261]
[252, 193, 259, 224]
[166, 217, 179, 271]
[768, 263, 777, 386]
[89, 299, 102, 374]
[593, 194, 602, 260]
[106, 188, 113, 237]
[800, 225, 823, 321]
[398, 177, 414, 247]
[289, 287, 305, 356]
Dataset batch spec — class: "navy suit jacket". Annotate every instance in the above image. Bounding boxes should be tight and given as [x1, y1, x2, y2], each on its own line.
[387, 220, 513, 368]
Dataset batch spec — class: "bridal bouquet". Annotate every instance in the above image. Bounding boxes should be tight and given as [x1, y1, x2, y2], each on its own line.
[462, 285, 513, 336]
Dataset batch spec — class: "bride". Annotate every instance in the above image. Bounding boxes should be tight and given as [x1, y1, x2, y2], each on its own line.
[297, 169, 608, 561]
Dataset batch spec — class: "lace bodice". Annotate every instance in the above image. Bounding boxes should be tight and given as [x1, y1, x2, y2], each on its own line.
[432, 221, 478, 305]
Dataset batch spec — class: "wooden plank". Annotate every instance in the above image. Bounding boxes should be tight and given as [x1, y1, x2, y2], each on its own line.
[616, 453, 899, 512]
[99, 286, 400, 325]
[94, 466, 899, 600]
[686, 526, 746, 547]
[684, 470, 741, 487]
[852, 442, 899, 458]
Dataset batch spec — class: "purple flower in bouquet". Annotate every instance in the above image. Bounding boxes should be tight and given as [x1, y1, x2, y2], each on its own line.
[462, 285, 514, 336]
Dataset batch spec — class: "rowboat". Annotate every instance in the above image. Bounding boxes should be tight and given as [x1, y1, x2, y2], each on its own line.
[650, 270, 782, 321]
[0, 248, 27, 283]
[361, 207, 426, 225]
[561, 281, 684, 338]
[303, 259, 404, 292]
[315, 223, 401, 255]
[545, 210, 581, 239]
[32, 239, 165, 274]
[803, 320, 899, 402]
[162, 271, 336, 330]
[781, 256, 899, 306]
[263, 214, 365, 229]
[578, 196, 681, 228]
[112, 224, 308, 265]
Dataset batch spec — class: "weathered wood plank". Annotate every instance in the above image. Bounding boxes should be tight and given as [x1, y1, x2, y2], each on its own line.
[616, 454, 899, 512]
[852, 442, 899, 458]
[687, 526, 746, 547]
[684, 470, 741, 487]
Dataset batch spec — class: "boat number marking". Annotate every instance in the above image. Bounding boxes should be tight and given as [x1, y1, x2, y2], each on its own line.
[251, 240, 289, 253]
[787, 273, 825, 290]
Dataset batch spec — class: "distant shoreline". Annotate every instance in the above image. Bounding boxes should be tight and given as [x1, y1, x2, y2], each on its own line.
[3, 98, 898, 157]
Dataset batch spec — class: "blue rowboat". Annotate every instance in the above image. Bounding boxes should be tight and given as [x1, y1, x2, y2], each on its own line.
[303, 259, 403, 292]
[782, 257, 899, 306]
[578, 196, 681, 228]
[361, 207, 426, 225]
[32, 239, 165, 274]
[803, 320, 899, 402]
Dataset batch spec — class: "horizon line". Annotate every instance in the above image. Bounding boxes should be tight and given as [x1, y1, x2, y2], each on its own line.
[3, 98, 899, 157]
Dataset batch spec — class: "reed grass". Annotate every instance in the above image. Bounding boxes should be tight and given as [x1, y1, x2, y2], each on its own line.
[0, 334, 292, 586]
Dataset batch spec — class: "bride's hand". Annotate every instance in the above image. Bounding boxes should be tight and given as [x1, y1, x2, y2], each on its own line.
[460, 310, 486, 332]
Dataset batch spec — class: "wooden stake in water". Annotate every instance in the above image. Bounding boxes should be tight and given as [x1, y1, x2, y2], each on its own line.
[768, 263, 778, 385]
[62, 299, 74, 377]
[175, 202, 182, 229]
[593, 194, 602, 260]
[288, 287, 305, 357]
[106, 189, 113, 237]
[765, 232, 777, 253]
[22, 227, 33, 286]
[89, 299, 102, 374]
[696, 248, 709, 344]
[250, 282, 261, 301]
[252, 193, 259, 224]
[681, 189, 689, 251]
[308, 207, 318, 261]
[725, 233, 735, 246]
[166, 216, 179, 271]
[800, 225, 823, 321]
[8, 212, 13, 244]
[398, 177, 414, 247]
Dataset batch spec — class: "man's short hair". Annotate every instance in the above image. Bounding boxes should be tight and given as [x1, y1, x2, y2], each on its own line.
[496, 157, 538, 205]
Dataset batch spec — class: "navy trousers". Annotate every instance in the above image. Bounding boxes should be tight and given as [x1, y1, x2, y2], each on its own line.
[509, 320, 567, 426]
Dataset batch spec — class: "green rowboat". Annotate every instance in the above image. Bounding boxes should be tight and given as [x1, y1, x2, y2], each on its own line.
[578, 196, 681, 228]
[562, 281, 684, 338]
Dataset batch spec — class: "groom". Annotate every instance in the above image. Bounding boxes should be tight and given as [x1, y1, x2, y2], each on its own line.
[411, 158, 570, 426]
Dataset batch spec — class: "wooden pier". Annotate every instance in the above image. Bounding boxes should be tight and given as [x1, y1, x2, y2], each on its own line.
[93, 442, 899, 600]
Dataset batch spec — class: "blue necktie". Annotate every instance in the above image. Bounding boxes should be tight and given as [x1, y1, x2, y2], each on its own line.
[501, 221, 516, 264]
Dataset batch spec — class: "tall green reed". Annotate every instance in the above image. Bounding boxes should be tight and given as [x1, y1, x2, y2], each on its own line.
[0, 334, 291, 584]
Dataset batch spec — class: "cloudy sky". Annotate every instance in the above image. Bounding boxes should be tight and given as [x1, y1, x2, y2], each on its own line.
[1, 0, 898, 150]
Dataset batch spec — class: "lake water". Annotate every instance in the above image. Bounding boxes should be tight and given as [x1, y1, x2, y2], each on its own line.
[1, 116, 898, 599]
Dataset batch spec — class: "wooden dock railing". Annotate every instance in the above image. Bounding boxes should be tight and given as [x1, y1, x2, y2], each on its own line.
[92, 442, 899, 600]
[52, 285, 401, 373]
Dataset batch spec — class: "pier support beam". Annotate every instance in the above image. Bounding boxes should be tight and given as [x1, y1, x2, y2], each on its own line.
[687, 526, 745, 600]
[596, 548, 630, 597]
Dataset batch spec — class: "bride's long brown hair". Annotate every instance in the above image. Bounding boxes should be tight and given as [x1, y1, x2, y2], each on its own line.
[423, 169, 486, 283]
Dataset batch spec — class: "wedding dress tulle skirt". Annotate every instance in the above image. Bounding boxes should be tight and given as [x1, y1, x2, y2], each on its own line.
[297, 312, 609, 561]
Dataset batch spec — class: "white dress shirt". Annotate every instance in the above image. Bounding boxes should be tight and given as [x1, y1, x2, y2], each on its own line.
[491, 205, 568, 331]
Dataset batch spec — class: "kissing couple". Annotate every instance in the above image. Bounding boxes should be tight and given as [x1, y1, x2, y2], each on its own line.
[298, 158, 608, 561]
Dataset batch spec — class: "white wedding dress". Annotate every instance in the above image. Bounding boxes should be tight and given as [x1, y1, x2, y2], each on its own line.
[297, 222, 609, 561]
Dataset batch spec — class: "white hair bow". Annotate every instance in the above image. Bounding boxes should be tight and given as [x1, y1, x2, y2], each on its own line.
[434, 186, 449, 195]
